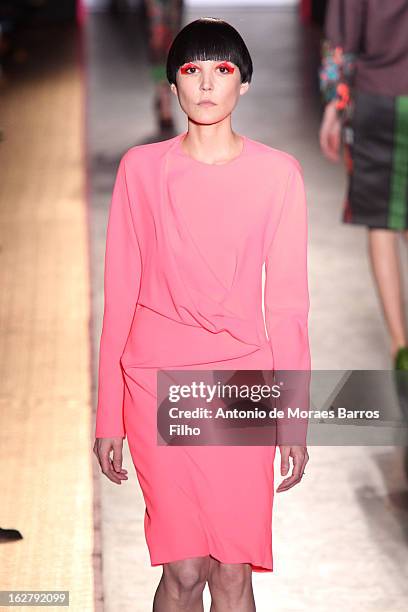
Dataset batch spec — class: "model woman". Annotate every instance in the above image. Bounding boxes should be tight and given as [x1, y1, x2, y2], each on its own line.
[94, 18, 310, 611]
[319, 0, 408, 369]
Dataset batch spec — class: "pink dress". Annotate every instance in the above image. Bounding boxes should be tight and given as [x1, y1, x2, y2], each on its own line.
[95, 132, 311, 572]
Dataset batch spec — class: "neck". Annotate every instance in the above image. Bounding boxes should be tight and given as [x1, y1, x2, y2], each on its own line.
[181, 121, 243, 164]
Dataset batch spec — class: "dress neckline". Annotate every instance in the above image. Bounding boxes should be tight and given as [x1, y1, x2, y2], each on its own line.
[175, 131, 248, 167]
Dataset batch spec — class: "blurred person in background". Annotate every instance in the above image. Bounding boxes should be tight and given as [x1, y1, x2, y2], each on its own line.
[108, 0, 183, 132]
[319, 0, 408, 369]
[144, 0, 183, 132]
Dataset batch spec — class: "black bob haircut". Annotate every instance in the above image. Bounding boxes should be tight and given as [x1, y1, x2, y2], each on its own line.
[166, 17, 253, 85]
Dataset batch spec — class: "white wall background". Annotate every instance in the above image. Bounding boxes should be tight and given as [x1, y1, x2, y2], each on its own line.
[84, 0, 298, 9]
[187, 0, 298, 5]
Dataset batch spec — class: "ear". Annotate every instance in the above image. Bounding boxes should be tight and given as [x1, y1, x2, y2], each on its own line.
[170, 83, 178, 97]
[239, 81, 250, 96]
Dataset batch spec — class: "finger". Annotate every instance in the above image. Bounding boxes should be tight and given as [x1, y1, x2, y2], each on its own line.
[112, 443, 124, 473]
[276, 469, 304, 490]
[106, 468, 123, 485]
[109, 457, 127, 477]
[276, 470, 301, 491]
[279, 446, 290, 476]
[299, 451, 309, 477]
[292, 449, 305, 477]
[276, 476, 299, 492]
[100, 450, 122, 484]
[109, 458, 128, 481]
[105, 460, 123, 484]
[100, 450, 112, 475]
[111, 443, 128, 478]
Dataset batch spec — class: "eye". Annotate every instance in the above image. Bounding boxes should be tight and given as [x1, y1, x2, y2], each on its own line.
[217, 63, 235, 74]
[179, 63, 198, 75]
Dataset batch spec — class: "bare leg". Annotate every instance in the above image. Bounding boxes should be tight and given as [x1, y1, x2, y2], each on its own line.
[207, 557, 256, 612]
[367, 228, 407, 359]
[153, 556, 210, 611]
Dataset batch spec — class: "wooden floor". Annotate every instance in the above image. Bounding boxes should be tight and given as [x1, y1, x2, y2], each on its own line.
[0, 24, 96, 611]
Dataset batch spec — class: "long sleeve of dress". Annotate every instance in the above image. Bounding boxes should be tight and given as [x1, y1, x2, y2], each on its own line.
[264, 161, 311, 445]
[95, 155, 142, 438]
[264, 160, 310, 372]
[318, 0, 364, 119]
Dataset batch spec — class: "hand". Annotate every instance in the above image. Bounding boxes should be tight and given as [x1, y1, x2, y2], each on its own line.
[276, 445, 309, 492]
[93, 437, 128, 485]
[319, 100, 342, 162]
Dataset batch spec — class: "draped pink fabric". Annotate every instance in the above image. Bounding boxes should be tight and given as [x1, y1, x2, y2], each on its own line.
[95, 132, 310, 571]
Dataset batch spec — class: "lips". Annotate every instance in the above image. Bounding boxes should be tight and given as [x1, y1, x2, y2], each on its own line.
[198, 101, 217, 106]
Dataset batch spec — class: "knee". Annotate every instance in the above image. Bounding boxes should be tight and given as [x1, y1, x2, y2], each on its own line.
[208, 562, 251, 597]
[163, 557, 209, 596]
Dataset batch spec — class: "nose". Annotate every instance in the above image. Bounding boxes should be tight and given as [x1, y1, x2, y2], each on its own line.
[199, 71, 214, 91]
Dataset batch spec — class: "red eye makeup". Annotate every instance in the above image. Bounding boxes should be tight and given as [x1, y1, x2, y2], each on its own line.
[217, 62, 235, 73]
[179, 61, 236, 74]
[179, 62, 197, 74]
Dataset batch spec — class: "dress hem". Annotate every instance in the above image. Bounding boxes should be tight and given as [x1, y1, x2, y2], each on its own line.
[150, 552, 273, 573]
[342, 217, 408, 230]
